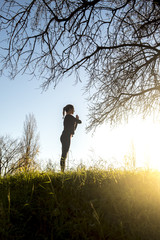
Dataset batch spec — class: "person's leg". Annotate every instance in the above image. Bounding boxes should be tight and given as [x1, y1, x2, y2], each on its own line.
[60, 135, 71, 172]
[60, 157, 65, 173]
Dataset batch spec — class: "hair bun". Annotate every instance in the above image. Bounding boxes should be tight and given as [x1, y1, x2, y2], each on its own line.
[63, 104, 74, 116]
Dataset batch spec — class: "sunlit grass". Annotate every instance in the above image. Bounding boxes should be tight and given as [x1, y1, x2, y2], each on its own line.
[1, 168, 160, 239]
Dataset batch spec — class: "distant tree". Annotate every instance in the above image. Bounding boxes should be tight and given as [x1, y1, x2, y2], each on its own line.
[45, 158, 56, 172]
[0, 0, 160, 129]
[124, 140, 136, 169]
[0, 135, 21, 175]
[0, 114, 40, 175]
[18, 113, 40, 171]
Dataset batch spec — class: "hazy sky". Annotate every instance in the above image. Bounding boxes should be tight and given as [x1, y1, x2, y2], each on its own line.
[0, 72, 92, 168]
[1, 71, 160, 171]
[0, 70, 132, 170]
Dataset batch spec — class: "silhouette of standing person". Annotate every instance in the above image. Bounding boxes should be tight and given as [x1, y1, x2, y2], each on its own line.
[60, 104, 82, 172]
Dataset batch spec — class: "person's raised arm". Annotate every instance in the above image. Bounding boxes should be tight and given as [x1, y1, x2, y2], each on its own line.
[76, 115, 82, 124]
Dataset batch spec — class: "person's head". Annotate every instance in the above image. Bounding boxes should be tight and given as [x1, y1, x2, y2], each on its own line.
[63, 104, 74, 116]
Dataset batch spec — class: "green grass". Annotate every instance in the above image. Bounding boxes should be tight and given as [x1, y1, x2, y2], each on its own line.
[1, 169, 160, 240]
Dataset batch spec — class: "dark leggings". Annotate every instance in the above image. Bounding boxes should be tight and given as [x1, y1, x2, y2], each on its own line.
[60, 133, 71, 167]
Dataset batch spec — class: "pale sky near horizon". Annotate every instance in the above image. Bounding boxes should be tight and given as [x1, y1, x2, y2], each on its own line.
[1, 71, 160, 171]
[0, 72, 92, 169]
[0, 70, 124, 169]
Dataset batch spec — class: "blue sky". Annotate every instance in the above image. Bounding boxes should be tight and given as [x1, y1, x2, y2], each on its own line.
[0, 71, 97, 169]
[0, 69, 133, 170]
[1, 70, 160, 171]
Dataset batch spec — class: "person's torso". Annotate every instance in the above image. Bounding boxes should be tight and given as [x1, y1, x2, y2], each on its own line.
[63, 115, 77, 135]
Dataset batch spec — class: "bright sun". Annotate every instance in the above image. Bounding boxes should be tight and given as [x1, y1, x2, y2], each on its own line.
[90, 117, 160, 170]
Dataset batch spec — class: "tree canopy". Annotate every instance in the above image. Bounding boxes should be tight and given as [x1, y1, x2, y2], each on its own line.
[0, 0, 160, 130]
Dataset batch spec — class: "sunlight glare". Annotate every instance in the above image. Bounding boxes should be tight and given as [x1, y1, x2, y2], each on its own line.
[90, 117, 160, 170]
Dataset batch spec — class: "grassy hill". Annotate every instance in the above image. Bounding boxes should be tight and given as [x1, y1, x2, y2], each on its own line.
[1, 169, 160, 240]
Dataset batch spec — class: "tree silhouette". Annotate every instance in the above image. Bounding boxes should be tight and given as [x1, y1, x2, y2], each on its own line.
[19, 113, 40, 171]
[0, 135, 21, 175]
[0, 114, 40, 175]
[0, 0, 160, 129]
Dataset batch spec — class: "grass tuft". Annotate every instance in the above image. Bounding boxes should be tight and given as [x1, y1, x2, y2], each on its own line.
[1, 169, 160, 239]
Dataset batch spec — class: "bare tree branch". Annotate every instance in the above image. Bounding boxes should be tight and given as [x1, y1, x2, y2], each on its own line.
[0, 0, 160, 129]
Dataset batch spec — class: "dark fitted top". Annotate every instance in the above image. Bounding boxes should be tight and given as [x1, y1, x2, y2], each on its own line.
[62, 114, 82, 136]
